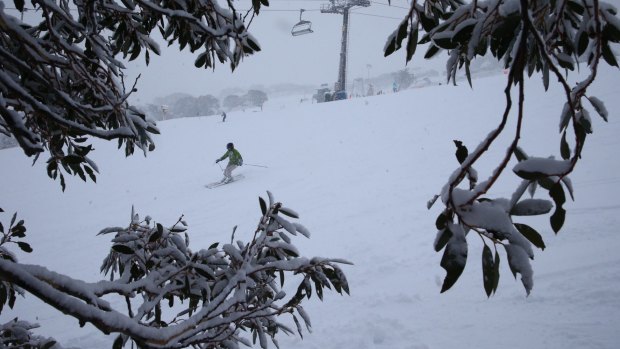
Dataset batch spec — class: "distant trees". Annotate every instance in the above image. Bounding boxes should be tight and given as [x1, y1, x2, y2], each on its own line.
[0, 0, 349, 348]
[392, 68, 415, 90]
[386, 0, 618, 295]
[171, 94, 220, 118]
[244, 90, 269, 110]
[222, 90, 268, 111]
[223, 94, 244, 110]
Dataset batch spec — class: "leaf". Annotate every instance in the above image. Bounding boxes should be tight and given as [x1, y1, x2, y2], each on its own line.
[405, 27, 418, 63]
[10, 224, 26, 237]
[113, 335, 123, 349]
[60, 173, 66, 192]
[542, 62, 550, 91]
[514, 170, 547, 181]
[513, 158, 571, 180]
[279, 206, 299, 219]
[209, 242, 219, 249]
[385, 20, 408, 57]
[17, 242, 33, 253]
[453, 140, 468, 164]
[112, 244, 134, 254]
[150, 223, 163, 242]
[514, 223, 546, 250]
[259, 197, 267, 215]
[513, 146, 528, 161]
[247, 37, 261, 52]
[424, 44, 441, 59]
[550, 206, 566, 233]
[8, 289, 16, 308]
[194, 267, 213, 279]
[586, 96, 608, 122]
[439, 226, 467, 293]
[434, 227, 452, 252]
[13, 0, 25, 12]
[604, 21, 620, 43]
[602, 40, 619, 67]
[250, 0, 261, 14]
[84, 166, 97, 183]
[452, 19, 477, 43]
[560, 131, 571, 160]
[384, 35, 397, 57]
[548, 180, 566, 234]
[292, 315, 304, 338]
[433, 32, 457, 49]
[577, 30, 589, 56]
[511, 199, 553, 216]
[504, 244, 534, 294]
[419, 13, 436, 32]
[465, 60, 472, 88]
[435, 211, 448, 230]
[556, 52, 575, 70]
[559, 102, 572, 132]
[578, 110, 593, 134]
[492, 251, 500, 294]
[549, 182, 566, 207]
[195, 52, 208, 68]
[482, 244, 494, 297]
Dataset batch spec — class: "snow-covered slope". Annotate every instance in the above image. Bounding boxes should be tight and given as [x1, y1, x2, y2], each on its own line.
[1, 66, 619, 349]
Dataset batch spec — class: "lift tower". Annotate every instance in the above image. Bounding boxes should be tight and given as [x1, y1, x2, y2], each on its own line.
[321, 0, 370, 94]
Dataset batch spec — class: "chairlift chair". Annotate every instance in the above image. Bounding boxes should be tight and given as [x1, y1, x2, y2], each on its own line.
[291, 9, 313, 36]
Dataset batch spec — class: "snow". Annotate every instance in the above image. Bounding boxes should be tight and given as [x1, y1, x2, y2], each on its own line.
[1, 64, 620, 349]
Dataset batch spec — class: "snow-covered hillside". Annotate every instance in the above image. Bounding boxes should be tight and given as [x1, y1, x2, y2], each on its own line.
[1, 66, 619, 349]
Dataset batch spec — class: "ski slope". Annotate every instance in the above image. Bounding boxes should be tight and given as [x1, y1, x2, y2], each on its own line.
[1, 65, 619, 349]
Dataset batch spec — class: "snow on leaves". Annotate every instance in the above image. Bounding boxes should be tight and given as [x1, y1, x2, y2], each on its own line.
[392, 0, 617, 296]
[0, 194, 350, 348]
[1, 0, 267, 190]
[0, 318, 59, 349]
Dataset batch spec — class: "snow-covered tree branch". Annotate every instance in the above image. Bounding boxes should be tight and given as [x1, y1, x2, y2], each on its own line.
[0, 0, 263, 190]
[0, 193, 351, 348]
[386, 0, 619, 295]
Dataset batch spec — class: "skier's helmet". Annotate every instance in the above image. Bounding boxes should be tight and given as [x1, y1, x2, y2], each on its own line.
[227, 142, 234, 149]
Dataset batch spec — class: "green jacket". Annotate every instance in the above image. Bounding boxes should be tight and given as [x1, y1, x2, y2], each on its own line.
[219, 148, 243, 166]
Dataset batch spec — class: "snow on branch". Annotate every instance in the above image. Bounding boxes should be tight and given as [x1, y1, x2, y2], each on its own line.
[0, 194, 351, 348]
[0, 0, 263, 190]
[397, 0, 619, 295]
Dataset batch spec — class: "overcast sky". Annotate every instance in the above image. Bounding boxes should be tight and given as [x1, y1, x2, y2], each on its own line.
[123, 0, 440, 103]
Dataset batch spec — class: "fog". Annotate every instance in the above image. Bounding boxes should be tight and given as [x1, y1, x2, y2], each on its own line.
[123, 0, 444, 103]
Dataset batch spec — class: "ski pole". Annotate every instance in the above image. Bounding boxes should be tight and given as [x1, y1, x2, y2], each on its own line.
[244, 163, 268, 168]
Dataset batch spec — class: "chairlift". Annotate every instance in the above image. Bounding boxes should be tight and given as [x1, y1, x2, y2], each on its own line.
[291, 9, 313, 36]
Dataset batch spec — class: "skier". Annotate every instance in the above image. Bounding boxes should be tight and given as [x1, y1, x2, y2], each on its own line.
[215, 142, 243, 183]
[221, 111, 227, 122]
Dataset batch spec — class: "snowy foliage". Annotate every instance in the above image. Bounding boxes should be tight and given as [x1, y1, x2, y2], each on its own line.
[0, 194, 350, 348]
[0, 318, 62, 349]
[0, 0, 264, 189]
[386, 0, 619, 295]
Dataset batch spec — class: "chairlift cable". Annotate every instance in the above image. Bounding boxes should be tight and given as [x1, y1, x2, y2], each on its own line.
[349, 11, 402, 20]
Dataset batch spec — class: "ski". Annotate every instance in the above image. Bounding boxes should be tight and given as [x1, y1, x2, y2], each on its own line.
[205, 174, 245, 189]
